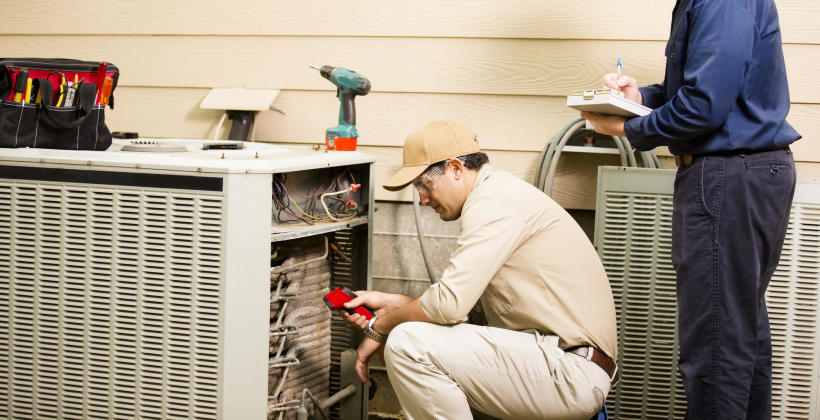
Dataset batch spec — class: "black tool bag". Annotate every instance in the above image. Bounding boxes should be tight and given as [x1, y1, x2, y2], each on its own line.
[0, 58, 119, 150]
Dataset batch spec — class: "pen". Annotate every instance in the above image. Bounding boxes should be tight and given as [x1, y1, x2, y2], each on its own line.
[616, 58, 622, 93]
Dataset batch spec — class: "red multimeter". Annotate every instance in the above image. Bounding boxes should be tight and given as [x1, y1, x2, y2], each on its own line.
[323, 287, 375, 320]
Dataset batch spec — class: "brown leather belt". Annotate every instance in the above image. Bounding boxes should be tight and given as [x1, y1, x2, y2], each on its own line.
[558, 339, 619, 385]
[674, 154, 694, 167]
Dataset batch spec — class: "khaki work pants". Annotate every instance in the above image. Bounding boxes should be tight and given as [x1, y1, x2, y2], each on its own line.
[383, 322, 611, 420]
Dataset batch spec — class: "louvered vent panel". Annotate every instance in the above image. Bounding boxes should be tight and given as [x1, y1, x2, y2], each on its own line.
[11, 184, 37, 420]
[0, 185, 11, 416]
[329, 228, 357, 420]
[0, 179, 223, 420]
[768, 202, 820, 419]
[599, 191, 685, 419]
[596, 168, 820, 420]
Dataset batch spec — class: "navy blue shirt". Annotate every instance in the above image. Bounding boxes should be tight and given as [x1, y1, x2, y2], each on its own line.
[624, 0, 801, 155]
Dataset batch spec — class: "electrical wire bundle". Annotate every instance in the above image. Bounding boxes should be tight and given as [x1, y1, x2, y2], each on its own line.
[272, 170, 361, 225]
[534, 117, 661, 196]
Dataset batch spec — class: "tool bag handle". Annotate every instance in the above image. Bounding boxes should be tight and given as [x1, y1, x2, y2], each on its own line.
[36, 79, 97, 129]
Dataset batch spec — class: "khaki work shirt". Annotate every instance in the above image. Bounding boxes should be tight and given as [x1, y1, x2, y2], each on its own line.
[419, 165, 618, 359]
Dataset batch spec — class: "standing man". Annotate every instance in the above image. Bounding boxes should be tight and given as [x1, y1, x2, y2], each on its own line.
[581, 0, 800, 418]
[340, 120, 618, 419]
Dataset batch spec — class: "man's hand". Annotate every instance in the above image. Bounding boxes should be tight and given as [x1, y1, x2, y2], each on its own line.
[339, 291, 413, 330]
[346, 296, 436, 386]
[602, 72, 643, 104]
[355, 336, 382, 386]
[580, 111, 627, 137]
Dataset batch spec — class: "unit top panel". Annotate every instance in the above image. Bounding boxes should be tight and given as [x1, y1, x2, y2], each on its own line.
[0, 138, 375, 174]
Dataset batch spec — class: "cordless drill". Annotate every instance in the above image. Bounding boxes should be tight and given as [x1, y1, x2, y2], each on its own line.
[310, 65, 371, 151]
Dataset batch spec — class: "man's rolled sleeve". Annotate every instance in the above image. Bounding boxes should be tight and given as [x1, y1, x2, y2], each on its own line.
[419, 196, 528, 324]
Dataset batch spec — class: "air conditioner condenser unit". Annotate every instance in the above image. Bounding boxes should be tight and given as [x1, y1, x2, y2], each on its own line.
[0, 139, 375, 420]
[594, 166, 820, 420]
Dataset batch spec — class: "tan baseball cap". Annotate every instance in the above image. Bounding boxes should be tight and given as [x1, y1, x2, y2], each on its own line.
[383, 121, 480, 192]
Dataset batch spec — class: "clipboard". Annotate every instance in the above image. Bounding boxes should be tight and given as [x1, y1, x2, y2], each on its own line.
[566, 89, 651, 117]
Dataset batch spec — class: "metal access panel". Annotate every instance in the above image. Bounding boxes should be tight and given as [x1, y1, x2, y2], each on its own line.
[593, 167, 683, 419]
[0, 167, 271, 419]
[594, 166, 820, 420]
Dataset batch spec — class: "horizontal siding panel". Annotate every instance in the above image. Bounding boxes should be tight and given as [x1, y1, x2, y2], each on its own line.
[109, 87, 820, 162]
[796, 161, 820, 182]
[1, 36, 814, 102]
[256, 92, 581, 151]
[0, 35, 405, 90]
[108, 88, 579, 150]
[387, 39, 666, 97]
[0, 36, 658, 94]
[787, 104, 820, 160]
[781, 44, 820, 104]
[0, 0, 673, 40]
[3, 1, 816, 44]
[778, 1, 820, 44]
[107, 87, 222, 140]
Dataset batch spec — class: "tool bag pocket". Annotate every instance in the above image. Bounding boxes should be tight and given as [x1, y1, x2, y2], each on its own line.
[0, 58, 119, 150]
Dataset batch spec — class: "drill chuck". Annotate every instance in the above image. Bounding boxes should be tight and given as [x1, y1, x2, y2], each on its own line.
[316, 65, 371, 96]
[317, 65, 334, 82]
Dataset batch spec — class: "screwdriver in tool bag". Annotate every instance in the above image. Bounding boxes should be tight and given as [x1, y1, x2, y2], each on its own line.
[95, 61, 107, 104]
[54, 72, 66, 106]
[60, 74, 81, 107]
[22, 78, 32, 104]
[12, 69, 28, 102]
[99, 77, 113, 106]
[62, 81, 77, 107]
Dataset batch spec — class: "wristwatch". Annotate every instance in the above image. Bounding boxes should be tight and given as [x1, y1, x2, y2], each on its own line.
[364, 316, 388, 343]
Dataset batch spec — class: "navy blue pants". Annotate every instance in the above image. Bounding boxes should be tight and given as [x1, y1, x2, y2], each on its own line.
[671, 148, 795, 420]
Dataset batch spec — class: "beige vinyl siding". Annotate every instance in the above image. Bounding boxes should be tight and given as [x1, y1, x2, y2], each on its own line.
[2, 0, 817, 208]
[3, 0, 817, 43]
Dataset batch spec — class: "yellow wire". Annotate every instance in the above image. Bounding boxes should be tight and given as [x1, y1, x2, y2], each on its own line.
[288, 195, 326, 221]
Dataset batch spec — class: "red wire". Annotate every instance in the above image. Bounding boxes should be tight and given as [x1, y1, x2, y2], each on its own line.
[285, 175, 314, 200]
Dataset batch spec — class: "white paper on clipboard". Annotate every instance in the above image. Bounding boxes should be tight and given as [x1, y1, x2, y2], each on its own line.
[566, 89, 652, 117]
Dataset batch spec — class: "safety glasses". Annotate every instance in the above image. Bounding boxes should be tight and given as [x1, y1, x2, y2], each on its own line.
[412, 163, 446, 197]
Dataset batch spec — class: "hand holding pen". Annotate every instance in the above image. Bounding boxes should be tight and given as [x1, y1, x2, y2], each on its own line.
[602, 58, 643, 104]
